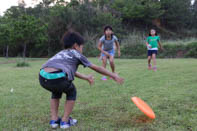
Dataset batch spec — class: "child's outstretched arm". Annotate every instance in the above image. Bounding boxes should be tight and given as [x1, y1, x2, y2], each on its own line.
[98, 41, 110, 57]
[115, 41, 121, 57]
[89, 64, 124, 84]
[75, 72, 94, 85]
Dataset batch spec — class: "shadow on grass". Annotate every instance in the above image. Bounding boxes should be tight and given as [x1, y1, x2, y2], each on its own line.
[111, 113, 155, 130]
[132, 115, 154, 124]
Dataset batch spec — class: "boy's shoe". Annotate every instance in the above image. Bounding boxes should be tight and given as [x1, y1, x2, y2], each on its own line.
[60, 117, 77, 129]
[101, 76, 107, 81]
[49, 118, 61, 129]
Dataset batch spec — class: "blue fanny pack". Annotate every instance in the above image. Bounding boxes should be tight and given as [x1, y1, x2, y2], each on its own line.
[40, 69, 66, 79]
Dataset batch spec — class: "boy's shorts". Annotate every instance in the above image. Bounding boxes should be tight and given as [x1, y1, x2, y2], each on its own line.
[147, 50, 158, 56]
[101, 49, 115, 57]
[39, 69, 76, 100]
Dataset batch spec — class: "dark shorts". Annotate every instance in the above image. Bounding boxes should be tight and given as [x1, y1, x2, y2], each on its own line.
[147, 50, 158, 56]
[39, 72, 76, 100]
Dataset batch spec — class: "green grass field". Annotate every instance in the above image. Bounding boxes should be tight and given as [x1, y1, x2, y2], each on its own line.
[0, 58, 197, 131]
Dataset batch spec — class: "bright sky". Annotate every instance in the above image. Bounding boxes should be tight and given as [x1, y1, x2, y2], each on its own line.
[0, 0, 42, 15]
[0, 0, 195, 16]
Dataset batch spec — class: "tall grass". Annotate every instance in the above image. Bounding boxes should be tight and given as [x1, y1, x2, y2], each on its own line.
[162, 37, 197, 45]
[121, 31, 146, 46]
[121, 31, 197, 46]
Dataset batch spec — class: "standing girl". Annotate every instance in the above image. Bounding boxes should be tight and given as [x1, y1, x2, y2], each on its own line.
[98, 26, 121, 80]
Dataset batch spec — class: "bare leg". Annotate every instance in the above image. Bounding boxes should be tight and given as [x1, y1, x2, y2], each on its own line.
[101, 56, 108, 80]
[50, 99, 60, 120]
[109, 56, 115, 73]
[61, 100, 75, 122]
[148, 56, 152, 69]
[102, 56, 107, 68]
[152, 54, 157, 71]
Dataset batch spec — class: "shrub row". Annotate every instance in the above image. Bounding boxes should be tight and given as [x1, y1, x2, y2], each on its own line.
[1, 42, 196, 58]
[83, 42, 197, 58]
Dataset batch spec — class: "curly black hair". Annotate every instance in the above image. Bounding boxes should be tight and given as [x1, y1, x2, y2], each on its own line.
[61, 31, 84, 49]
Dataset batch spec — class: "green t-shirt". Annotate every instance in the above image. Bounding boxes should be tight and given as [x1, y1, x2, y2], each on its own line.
[146, 36, 160, 50]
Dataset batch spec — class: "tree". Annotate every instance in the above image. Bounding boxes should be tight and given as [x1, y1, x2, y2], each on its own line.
[0, 0, 195, 57]
[160, 0, 192, 30]
[0, 18, 13, 57]
[11, 15, 47, 57]
[111, 0, 164, 24]
[192, 0, 197, 29]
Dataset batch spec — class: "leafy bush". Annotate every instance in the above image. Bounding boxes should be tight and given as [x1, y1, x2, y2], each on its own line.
[119, 42, 197, 58]
[16, 58, 30, 67]
[185, 42, 197, 58]
[159, 44, 186, 58]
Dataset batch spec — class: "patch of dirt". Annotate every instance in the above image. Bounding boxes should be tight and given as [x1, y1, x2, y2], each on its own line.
[132, 115, 154, 123]
[0, 60, 16, 65]
[176, 51, 187, 58]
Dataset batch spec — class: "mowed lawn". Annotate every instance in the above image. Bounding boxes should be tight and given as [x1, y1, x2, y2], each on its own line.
[0, 58, 197, 131]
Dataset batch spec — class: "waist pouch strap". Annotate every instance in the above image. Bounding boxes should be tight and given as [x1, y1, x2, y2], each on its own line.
[40, 69, 66, 79]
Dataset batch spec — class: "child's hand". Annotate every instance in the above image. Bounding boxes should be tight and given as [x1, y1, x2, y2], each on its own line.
[87, 75, 94, 86]
[118, 50, 121, 57]
[112, 73, 124, 84]
[161, 47, 164, 51]
[104, 51, 110, 57]
[148, 44, 152, 48]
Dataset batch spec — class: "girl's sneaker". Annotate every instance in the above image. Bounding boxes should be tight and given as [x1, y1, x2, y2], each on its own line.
[60, 117, 77, 129]
[49, 118, 61, 129]
[101, 76, 107, 81]
[148, 64, 152, 70]
[153, 67, 157, 71]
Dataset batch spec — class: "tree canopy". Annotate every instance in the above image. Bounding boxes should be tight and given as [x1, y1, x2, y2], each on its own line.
[0, 0, 195, 57]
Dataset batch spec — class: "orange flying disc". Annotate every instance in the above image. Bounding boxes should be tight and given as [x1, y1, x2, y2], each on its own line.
[131, 97, 155, 119]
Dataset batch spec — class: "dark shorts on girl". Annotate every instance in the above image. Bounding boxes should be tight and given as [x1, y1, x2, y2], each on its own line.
[147, 50, 158, 56]
[39, 69, 76, 100]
